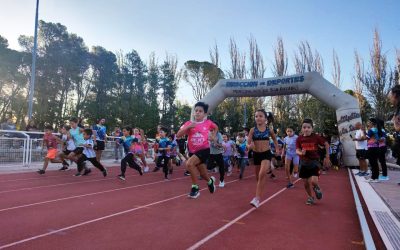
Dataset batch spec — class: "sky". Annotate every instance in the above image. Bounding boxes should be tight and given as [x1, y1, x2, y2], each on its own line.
[1, 0, 400, 105]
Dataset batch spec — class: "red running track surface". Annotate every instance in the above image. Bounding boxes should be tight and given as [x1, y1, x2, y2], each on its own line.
[0, 165, 364, 250]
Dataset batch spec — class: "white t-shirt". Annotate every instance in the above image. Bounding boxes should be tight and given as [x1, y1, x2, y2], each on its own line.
[83, 139, 96, 158]
[355, 129, 368, 150]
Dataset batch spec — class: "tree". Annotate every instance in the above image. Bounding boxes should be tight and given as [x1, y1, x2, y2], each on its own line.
[183, 60, 224, 101]
[0, 35, 28, 125]
[360, 29, 395, 120]
[332, 49, 341, 89]
[159, 54, 180, 128]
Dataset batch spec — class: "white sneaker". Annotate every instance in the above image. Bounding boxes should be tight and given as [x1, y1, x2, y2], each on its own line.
[219, 181, 225, 188]
[293, 173, 298, 178]
[144, 166, 149, 173]
[250, 197, 260, 208]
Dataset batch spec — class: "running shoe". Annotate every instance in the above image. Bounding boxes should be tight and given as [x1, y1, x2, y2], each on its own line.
[239, 174, 243, 180]
[153, 167, 160, 172]
[144, 166, 150, 173]
[102, 169, 108, 177]
[355, 171, 363, 176]
[250, 197, 260, 208]
[184, 171, 191, 176]
[58, 166, 68, 171]
[137, 166, 143, 176]
[378, 176, 389, 181]
[207, 176, 216, 193]
[37, 169, 45, 175]
[219, 181, 225, 188]
[286, 183, 294, 189]
[74, 172, 82, 177]
[313, 185, 323, 200]
[118, 174, 126, 181]
[293, 172, 298, 178]
[306, 197, 315, 205]
[188, 186, 200, 199]
[83, 168, 92, 176]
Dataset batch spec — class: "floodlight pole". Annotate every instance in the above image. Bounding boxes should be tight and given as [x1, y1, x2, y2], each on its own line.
[28, 0, 39, 119]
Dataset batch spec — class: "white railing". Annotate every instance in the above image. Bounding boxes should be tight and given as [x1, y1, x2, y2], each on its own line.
[0, 131, 155, 168]
[0, 130, 30, 167]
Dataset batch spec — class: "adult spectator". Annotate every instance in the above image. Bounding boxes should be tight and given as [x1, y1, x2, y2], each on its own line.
[388, 85, 400, 185]
[25, 119, 41, 139]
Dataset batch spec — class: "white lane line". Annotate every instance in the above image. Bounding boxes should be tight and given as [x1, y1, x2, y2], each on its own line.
[0, 176, 188, 212]
[0, 168, 186, 194]
[0, 176, 252, 249]
[187, 178, 302, 250]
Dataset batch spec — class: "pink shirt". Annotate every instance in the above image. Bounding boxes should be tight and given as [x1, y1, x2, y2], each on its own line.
[181, 119, 217, 153]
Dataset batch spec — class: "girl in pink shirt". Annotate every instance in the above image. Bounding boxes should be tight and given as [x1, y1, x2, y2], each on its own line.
[176, 102, 218, 199]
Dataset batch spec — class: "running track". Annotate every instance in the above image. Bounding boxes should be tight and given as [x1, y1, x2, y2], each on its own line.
[0, 164, 364, 249]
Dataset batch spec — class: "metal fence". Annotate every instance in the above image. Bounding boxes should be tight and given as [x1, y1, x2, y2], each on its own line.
[0, 130, 30, 167]
[0, 131, 155, 168]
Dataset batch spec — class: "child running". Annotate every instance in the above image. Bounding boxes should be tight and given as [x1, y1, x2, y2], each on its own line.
[118, 126, 143, 180]
[153, 127, 171, 180]
[207, 129, 226, 187]
[176, 102, 217, 199]
[58, 125, 76, 171]
[222, 133, 235, 176]
[247, 109, 279, 208]
[283, 127, 299, 188]
[75, 129, 108, 177]
[296, 119, 330, 205]
[37, 125, 64, 174]
[236, 132, 249, 179]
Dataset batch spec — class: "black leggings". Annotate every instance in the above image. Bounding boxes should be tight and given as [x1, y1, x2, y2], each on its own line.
[77, 155, 105, 172]
[367, 147, 380, 180]
[121, 153, 141, 176]
[378, 146, 387, 177]
[207, 153, 225, 182]
[157, 155, 170, 178]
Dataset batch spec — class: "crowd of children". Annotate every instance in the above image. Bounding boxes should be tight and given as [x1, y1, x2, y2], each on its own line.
[37, 101, 368, 208]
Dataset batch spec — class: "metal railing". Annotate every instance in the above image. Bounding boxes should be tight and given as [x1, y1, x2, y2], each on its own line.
[0, 130, 30, 167]
[0, 131, 155, 168]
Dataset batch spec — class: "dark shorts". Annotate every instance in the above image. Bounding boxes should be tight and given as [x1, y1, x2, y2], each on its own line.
[299, 160, 320, 179]
[63, 149, 72, 155]
[73, 147, 84, 155]
[189, 148, 210, 164]
[356, 149, 367, 160]
[253, 150, 273, 165]
[179, 145, 186, 154]
[94, 140, 105, 151]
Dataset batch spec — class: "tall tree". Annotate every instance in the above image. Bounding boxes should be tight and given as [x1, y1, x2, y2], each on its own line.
[159, 54, 180, 128]
[332, 49, 341, 89]
[183, 60, 224, 101]
[361, 29, 395, 120]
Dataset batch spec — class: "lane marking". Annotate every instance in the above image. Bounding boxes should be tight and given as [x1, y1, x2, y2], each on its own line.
[187, 178, 301, 250]
[0, 168, 186, 194]
[0, 176, 253, 249]
[221, 219, 245, 225]
[0, 176, 188, 212]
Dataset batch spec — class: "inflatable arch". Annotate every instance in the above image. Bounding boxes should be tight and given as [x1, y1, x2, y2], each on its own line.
[198, 72, 361, 166]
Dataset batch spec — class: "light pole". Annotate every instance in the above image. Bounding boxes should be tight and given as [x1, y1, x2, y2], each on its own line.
[28, 0, 39, 119]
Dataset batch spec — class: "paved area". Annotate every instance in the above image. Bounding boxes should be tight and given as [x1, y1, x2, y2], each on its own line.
[370, 170, 400, 220]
